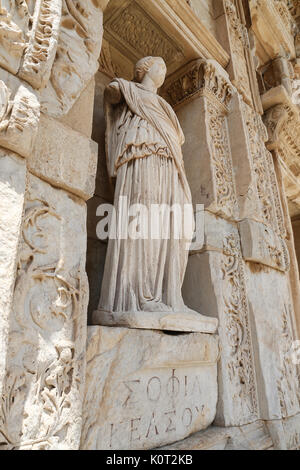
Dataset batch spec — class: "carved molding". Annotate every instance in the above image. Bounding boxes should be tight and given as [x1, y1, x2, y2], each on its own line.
[264, 99, 300, 213]
[250, 0, 296, 62]
[0, 1, 105, 117]
[162, 59, 234, 112]
[105, 1, 183, 67]
[103, 0, 229, 79]
[224, 0, 253, 107]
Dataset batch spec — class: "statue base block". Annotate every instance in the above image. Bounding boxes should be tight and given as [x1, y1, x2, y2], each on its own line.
[81, 326, 220, 450]
[92, 309, 218, 334]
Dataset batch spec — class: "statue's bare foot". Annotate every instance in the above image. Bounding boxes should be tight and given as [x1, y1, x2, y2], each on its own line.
[141, 300, 172, 312]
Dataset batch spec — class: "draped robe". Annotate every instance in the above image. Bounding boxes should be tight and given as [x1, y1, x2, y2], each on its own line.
[98, 79, 195, 314]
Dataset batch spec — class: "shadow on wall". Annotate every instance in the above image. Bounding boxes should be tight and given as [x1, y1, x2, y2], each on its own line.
[86, 71, 114, 324]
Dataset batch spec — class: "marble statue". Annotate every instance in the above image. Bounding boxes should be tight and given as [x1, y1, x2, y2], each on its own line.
[93, 56, 218, 333]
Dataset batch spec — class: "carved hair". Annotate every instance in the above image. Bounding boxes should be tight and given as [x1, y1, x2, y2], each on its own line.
[134, 56, 165, 83]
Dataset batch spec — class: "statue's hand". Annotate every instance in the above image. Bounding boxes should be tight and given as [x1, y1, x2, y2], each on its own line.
[105, 81, 122, 104]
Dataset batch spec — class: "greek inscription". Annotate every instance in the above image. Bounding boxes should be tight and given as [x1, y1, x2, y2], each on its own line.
[165, 410, 176, 433]
[146, 376, 161, 402]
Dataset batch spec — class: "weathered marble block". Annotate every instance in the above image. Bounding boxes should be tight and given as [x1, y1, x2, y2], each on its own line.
[29, 115, 98, 201]
[0, 149, 26, 397]
[81, 326, 219, 450]
[239, 218, 290, 272]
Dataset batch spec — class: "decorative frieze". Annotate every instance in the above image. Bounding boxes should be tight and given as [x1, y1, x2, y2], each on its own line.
[274, 0, 295, 36]
[41, 0, 105, 116]
[105, 1, 183, 67]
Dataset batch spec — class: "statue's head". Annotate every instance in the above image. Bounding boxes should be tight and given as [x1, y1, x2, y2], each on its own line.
[134, 56, 167, 89]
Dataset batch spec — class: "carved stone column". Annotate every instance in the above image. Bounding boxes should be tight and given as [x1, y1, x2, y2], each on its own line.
[0, 0, 108, 450]
[163, 59, 259, 427]
[164, 56, 300, 431]
[264, 95, 300, 339]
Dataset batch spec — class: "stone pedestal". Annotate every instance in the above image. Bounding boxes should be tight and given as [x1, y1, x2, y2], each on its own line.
[92, 309, 218, 334]
[81, 326, 219, 450]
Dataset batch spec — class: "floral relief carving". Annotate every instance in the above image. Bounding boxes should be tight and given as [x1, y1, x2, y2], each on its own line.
[277, 303, 300, 418]
[106, 1, 182, 66]
[242, 101, 286, 236]
[0, 185, 86, 450]
[206, 101, 239, 220]
[224, 0, 253, 106]
[264, 101, 300, 222]
[222, 234, 258, 423]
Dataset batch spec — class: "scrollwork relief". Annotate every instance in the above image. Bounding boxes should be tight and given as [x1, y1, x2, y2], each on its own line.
[206, 101, 239, 220]
[242, 101, 286, 236]
[224, 0, 253, 106]
[222, 234, 258, 422]
[0, 186, 85, 450]
[106, 1, 182, 67]
[277, 303, 300, 418]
